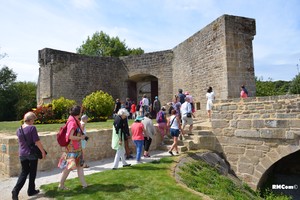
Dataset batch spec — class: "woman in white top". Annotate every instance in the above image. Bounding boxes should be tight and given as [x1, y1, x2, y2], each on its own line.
[167, 109, 182, 156]
[206, 86, 215, 121]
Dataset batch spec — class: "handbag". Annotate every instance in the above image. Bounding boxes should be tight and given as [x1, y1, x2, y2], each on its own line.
[20, 126, 47, 159]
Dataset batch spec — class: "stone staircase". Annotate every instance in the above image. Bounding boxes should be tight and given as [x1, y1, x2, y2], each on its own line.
[158, 120, 216, 153]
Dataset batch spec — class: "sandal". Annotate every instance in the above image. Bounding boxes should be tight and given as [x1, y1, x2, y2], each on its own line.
[58, 186, 70, 190]
[83, 164, 90, 168]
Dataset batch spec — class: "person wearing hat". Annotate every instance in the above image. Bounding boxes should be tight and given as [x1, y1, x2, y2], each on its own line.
[131, 116, 146, 163]
[112, 108, 132, 169]
[152, 96, 161, 118]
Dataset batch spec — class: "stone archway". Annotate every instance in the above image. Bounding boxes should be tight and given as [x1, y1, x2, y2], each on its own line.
[127, 74, 158, 109]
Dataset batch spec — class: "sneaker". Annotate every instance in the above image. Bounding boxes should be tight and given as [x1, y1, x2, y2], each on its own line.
[112, 168, 117, 170]
[126, 155, 134, 160]
[168, 151, 174, 156]
[123, 164, 131, 167]
[12, 190, 18, 200]
[176, 152, 179, 155]
[28, 189, 40, 196]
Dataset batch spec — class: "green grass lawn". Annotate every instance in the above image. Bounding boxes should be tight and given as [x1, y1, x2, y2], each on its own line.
[41, 156, 291, 200]
[41, 157, 203, 200]
[0, 119, 138, 135]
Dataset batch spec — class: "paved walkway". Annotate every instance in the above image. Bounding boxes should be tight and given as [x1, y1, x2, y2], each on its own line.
[1, 150, 170, 200]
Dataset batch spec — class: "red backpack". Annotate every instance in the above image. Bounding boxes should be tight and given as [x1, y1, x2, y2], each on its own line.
[57, 122, 69, 147]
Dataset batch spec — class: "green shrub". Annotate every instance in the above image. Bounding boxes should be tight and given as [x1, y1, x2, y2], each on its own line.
[82, 90, 114, 121]
[52, 97, 76, 119]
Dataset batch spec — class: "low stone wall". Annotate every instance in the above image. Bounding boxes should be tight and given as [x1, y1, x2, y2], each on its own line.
[211, 95, 300, 189]
[0, 127, 162, 178]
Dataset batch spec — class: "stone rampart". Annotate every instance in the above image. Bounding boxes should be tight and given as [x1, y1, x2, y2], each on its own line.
[37, 15, 256, 116]
[211, 95, 300, 189]
[0, 127, 161, 178]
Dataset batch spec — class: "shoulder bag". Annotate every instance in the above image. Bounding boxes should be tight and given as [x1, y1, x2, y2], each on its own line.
[20, 126, 47, 159]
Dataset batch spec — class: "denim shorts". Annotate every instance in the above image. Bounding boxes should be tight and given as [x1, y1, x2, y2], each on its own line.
[170, 128, 180, 137]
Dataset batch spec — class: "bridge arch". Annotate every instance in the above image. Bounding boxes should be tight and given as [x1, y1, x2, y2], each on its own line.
[256, 147, 300, 189]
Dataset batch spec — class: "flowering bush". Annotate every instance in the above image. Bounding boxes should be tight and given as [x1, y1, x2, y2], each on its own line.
[32, 104, 54, 124]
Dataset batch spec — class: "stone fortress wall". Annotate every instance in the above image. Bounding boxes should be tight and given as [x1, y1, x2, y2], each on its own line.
[37, 14, 256, 117]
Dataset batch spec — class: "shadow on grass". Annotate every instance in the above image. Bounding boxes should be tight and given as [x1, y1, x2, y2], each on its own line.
[44, 183, 138, 198]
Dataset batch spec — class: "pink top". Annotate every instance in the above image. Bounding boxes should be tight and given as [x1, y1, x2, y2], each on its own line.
[240, 90, 248, 98]
[131, 122, 144, 140]
[66, 115, 82, 150]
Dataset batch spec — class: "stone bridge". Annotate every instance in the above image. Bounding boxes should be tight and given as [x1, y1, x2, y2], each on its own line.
[179, 95, 300, 189]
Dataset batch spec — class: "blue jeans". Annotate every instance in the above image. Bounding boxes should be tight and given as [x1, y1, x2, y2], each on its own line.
[134, 140, 144, 161]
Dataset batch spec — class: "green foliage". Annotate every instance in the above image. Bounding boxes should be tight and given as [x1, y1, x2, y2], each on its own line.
[179, 160, 259, 200]
[52, 97, 76, 119]
[82, 90, 114, 121]
[0, 66, 17, 90]
[12, 81, 37, 120]
[289, 74, 300, 94]
[76, 31, 144, 57]
[0, 66, 18, 121]
[255, 76, 290, 96]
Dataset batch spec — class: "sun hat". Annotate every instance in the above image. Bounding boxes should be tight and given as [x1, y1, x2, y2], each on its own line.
[135, 116, 144, 121]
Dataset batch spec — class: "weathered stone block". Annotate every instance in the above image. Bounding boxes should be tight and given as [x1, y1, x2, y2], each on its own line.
[235, 130, 260, 138]
[245, 149, 263, 158]
[237, 120, 252, 129]
[224, 146, 245, 154]
[211, 120, 229, 128]
[238, 163, 254, 174]
[252, 120, 264, 128]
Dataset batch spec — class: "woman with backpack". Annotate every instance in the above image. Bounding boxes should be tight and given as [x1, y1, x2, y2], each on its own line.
[58, 105, 88, 190]
[156, 106, 168, 145]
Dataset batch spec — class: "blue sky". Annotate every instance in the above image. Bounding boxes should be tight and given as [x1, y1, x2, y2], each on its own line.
[1, 0, 300, 82]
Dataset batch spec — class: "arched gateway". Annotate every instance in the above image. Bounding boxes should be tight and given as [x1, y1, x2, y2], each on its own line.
[37, 14, 256, 116]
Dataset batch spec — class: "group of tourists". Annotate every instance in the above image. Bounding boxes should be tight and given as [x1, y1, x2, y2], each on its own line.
[12, 85, 248, 199]
[113, 94, 161, 119]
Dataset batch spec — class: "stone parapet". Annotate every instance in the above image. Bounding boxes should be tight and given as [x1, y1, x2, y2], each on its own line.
[0, 127, 161, 178]
[210, 95, 300, 189]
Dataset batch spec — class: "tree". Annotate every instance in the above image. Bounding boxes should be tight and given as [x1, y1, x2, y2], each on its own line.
[13, 82, 37, 120]
[76, 31, 144, 57]
[0, 66, 17, 120]
[0, 66, 17, 90]
[289, 74, 300, 94]
[255, 76, 290, 96]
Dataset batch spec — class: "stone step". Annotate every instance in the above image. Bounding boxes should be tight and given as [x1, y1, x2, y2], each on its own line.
[192, 130, 213, 136]
[157, 144, 188, 153]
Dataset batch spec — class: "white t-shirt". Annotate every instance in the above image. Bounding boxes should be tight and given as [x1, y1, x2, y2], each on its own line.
[169, 115, 180, 129]
[142, 97, 149, 106]
[206, 92, 215, 101]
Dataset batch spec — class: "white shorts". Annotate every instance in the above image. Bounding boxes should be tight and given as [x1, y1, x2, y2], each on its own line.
[182, 115, 193, 126]
[206, 100, 213, 110]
